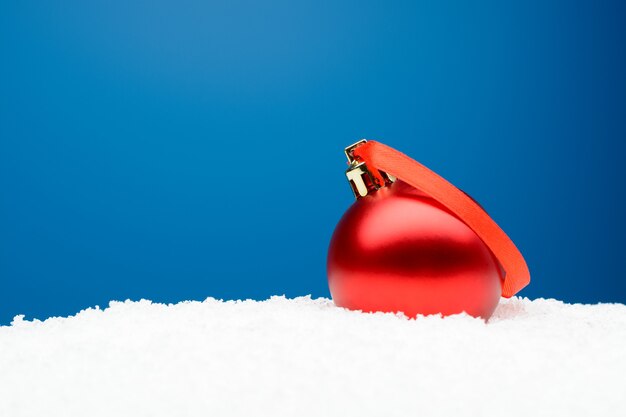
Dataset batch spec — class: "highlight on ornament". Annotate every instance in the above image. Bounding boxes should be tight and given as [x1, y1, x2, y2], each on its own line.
[327, 139, 530, 320]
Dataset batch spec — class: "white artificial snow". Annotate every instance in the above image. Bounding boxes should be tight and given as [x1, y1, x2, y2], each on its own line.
[1, 296, 625, 417]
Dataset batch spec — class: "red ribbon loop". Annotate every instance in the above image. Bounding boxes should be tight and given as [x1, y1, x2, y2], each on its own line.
[352, 140, 530, 298]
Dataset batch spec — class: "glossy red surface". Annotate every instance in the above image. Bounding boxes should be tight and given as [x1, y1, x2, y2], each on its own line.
[327, 181, 503, 319]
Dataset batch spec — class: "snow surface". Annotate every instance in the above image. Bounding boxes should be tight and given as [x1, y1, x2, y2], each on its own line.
[1, 297, 625, 417]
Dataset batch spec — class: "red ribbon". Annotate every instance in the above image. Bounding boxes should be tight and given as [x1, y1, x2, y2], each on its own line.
[352, 140, 530, 298]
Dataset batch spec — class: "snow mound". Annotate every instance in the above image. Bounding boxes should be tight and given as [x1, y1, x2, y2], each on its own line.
[1, 296, 625, 417]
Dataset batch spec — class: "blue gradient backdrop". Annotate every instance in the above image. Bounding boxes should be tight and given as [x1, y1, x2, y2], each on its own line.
[1, 1, 625, 323]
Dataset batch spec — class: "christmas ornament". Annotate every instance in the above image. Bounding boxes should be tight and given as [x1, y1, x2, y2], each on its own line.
[327, 140, 530, 319]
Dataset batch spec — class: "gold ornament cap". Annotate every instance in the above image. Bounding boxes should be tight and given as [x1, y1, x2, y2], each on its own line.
[344, 139, 395, 199]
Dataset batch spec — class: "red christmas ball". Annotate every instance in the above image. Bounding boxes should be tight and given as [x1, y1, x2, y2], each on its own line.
[327, 180, 503, 319]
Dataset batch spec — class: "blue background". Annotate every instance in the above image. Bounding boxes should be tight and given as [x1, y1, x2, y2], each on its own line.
[1, 1, 625, 323]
